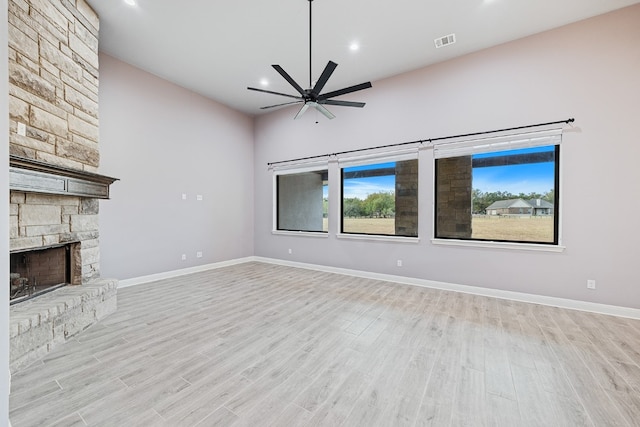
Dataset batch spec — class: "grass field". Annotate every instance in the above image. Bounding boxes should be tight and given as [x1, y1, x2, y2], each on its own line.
[326, 216, 554, 242]
[472, 216, 554, 242]
[342, 217, 395, 235]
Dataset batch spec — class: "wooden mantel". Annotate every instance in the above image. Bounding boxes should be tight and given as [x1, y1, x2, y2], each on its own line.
[9, 155, 119, 199]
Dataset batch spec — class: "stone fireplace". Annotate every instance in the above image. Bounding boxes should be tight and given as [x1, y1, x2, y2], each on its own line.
[8, 0, 119, 372]
[8, 163, 119, 373]
[10, 243, 76, 304]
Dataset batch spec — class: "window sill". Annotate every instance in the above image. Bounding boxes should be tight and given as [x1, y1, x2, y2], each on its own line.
[431, 238, 565, 252]
[272, 230, 329, 238]
[337, 233, 420, 243]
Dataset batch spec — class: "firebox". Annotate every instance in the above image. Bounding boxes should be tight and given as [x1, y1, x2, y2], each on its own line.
[9, 243, 77, 304]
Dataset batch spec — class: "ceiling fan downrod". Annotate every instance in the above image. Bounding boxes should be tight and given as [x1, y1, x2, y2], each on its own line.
[309, 0, 313, 89]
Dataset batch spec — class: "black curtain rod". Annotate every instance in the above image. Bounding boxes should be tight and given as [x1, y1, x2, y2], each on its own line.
[267, 118, 574, 167]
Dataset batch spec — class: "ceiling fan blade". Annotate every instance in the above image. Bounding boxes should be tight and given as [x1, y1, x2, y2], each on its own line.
[294, 103, 310, 120]
[319, 99, 366, 108]
[312, 103, 335, 120]
[247, 87, 302, 100]
[272, 65, 306, 96]
[260, 101, 304, 110]
[317, 81, 372, 100]
[310, 61, 337, 97]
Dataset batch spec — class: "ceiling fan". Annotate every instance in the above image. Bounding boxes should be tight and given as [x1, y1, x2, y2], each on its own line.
[247, 0, 372, 120]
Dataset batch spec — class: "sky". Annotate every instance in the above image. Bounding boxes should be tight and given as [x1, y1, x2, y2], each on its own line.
[472, 146, 555, 195]
[341, 162, 396, 200]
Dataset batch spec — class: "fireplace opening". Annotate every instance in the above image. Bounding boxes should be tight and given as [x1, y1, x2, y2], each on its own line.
[9, 244, 75, 305]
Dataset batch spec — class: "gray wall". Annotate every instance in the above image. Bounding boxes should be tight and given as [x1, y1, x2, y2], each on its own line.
[2, 0, 10, 422]
[98, 54, 254, 280]
[253, 6, 640, 309]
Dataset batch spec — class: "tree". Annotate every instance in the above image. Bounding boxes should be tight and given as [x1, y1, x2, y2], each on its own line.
[362, 192, 395, 217]
[343, 197, 364, 217]
[543, 188, 555, 203]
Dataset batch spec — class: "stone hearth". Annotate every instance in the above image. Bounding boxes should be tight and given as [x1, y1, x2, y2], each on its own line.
[9, 279, 117, 373]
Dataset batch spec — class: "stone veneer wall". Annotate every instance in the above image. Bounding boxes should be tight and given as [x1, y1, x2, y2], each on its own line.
[8, 0, 99, 170]
[395, 159, 418, 237]
[435, 156, 472, 239]
[7, 0, 118, 374]
[8, 0, 102, 279]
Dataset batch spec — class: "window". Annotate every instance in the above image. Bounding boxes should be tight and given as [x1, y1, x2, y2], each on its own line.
[276, 169, 328, 232]
[341, 158, 418, 237]
[434, 130, 560, 245]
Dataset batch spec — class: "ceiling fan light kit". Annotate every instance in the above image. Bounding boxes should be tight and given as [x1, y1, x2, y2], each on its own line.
[247, 0, 372, 120]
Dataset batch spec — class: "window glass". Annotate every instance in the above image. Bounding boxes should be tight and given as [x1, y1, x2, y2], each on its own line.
[277, 170, 328, 232]
[435, 145, 558, 244]
[341, 159, 418, 237]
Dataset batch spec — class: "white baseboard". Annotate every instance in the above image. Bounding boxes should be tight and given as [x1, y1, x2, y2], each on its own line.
[117, 257, 255, 288]
[118, 255, 640, 320]
[252, 256, 640, 320]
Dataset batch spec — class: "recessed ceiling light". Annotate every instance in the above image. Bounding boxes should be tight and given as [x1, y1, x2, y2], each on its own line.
[124, 0, 136, 6]
[349, 42, 360, 52]
[260, 78, 269, 86]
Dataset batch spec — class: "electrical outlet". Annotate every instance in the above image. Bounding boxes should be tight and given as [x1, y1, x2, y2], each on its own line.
[288, 248, 292, 254]
[181, 193, 187, 200]
[397, 260, 403, 267]
[181, 254, 187, 261]
[196, 251, 202, 258]
[17, 122, 26, 136]
[587, 279, 596, 290]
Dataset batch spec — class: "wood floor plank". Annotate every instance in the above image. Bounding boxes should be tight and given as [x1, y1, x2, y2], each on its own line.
[511, 363, 563, 427]
[78, 373, 191, 425]
[10, 378, 127, 427]
[376, 394, 422, 427]
[269, 403, 312, 427]
[485, 393, 521, 427]
[232, 371, 312, 427]
[450, 366, 486, 427]
[9, 380, 61, 412]
[193, 406, 237, 427]
[294, 347, 363, 413]
[46, 411, 88, 427]
[8, 261, 640, 427]
[483, 317, 516, 401]
[341, 397, 384, 427]
[540, 326, 630, 426]
[305, 369, 371, 427]
[160, 375, 251, 425]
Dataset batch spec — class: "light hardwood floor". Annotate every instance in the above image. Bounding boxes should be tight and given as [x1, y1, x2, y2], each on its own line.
[9, 262, 640, 426]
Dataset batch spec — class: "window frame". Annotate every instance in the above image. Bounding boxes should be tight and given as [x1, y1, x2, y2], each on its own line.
[337, 152, 419, 240]
[272, 164, 329, 236]
[431, 129, 564, 250]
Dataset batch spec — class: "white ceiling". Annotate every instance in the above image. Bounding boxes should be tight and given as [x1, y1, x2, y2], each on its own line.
[87, 0, 640, 116]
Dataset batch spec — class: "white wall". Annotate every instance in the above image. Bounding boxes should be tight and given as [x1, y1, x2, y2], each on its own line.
[1, 0, 10, 422]
[254, 5, 640, 309]
[98, 54, 254, 280]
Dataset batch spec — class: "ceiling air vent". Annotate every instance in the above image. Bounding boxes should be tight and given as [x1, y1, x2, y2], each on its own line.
[434, 33, 456, 49]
